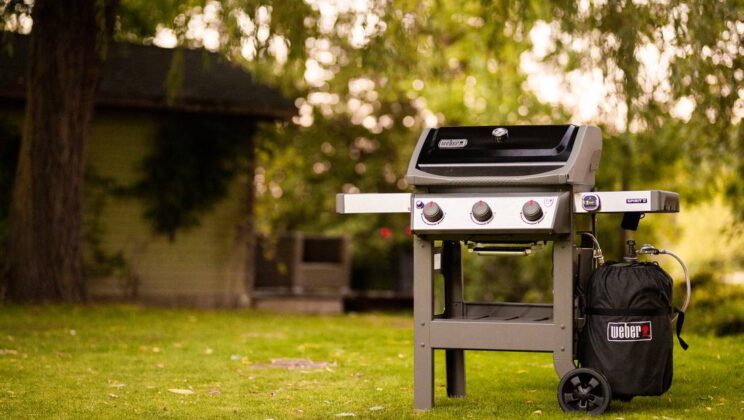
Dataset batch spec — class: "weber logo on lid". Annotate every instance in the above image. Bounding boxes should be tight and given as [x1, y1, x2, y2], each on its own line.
[438, 138, 468, 148]
[607, 321, 652, 342]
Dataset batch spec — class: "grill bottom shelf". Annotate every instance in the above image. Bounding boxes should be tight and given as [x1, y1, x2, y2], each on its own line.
[441, 302, 554, 323]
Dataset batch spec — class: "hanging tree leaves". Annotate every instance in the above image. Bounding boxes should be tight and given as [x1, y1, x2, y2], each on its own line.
[1, 0, 740, 300]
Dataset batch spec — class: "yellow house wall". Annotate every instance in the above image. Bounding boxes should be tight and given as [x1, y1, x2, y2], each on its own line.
[1, 106, 251, 306]
[86, 110, 250, 305]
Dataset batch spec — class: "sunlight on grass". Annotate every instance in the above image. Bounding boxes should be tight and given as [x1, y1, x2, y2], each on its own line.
[0, 305, 741, 418]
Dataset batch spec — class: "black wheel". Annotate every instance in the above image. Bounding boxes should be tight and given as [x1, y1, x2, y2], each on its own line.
[557, 368, 611, 415]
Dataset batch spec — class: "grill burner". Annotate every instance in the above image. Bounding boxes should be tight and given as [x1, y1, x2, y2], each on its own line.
[336, 124, 679, 412]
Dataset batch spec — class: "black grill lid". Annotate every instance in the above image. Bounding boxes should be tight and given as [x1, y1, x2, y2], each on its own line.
[405, 124, 602, 187]
[416, 125, 578, 166]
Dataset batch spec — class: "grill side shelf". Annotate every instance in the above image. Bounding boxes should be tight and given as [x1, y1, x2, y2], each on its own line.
[336, 193, 412, 214]
[573, 190, 680, 214]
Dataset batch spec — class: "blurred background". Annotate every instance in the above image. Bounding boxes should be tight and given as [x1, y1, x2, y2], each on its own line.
[0, 1, 741, 335]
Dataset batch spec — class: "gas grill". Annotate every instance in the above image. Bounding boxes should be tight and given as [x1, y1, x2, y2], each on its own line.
[336, 124, 679, 411]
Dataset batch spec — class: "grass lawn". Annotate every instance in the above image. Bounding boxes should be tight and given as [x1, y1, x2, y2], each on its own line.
[0, 305, 741, 419]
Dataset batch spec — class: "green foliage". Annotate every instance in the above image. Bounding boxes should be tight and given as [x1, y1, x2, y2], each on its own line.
[129, 115, 255, 240]
[116, 0, 203, 40]
[462, 246, 555, 303]
[82, 170, 134, 291]
[684, 270, 744, 336]
[352, 238, 411, 291]
[551, 0, 742, 213]
[0, 0, 32, 33]
[178, 0, 739, 300]
[247, 1, 567, 295]
[3, 0, 741, 305]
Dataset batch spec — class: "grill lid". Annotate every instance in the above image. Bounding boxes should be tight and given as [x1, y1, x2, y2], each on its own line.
[420, 125, 577, 164]
[405, 124, 602, 187]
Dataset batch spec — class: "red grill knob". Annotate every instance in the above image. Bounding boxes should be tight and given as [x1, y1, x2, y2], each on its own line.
[422, 201, 443, 223]
[522, 200, 543, 222]
[471, 201, 493, 222]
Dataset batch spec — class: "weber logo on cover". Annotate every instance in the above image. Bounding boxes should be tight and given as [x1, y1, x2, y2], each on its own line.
[607, 321, 652, 342]
[437, 138, 468, 148]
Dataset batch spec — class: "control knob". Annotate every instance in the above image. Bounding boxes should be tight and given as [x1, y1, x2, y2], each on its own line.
[471, 201, 493, 222]
[422, 201, 443, 223]
[522, 200, 543, 222]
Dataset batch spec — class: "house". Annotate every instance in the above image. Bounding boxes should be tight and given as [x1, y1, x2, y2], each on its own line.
[0, 35, 294, 307]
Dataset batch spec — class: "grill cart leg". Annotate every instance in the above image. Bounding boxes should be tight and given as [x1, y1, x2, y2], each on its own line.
[443, 241, 466, 398]
[413, 235, 434, 410]
[552, 238, 577, 378]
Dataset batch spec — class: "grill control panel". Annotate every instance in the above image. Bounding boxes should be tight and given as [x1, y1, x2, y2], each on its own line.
[411, 192, 569, 235]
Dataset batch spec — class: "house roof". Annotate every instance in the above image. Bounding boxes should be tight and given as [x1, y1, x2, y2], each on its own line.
[0, 35, 295, 119]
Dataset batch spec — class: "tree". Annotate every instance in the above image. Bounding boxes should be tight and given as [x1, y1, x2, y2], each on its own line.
[3, 0, 117, 301]
[544, 0, 742, 252]
[253, 1, 564, 238]
[249, 0, 741, 292]
[249, 1, 569, 295]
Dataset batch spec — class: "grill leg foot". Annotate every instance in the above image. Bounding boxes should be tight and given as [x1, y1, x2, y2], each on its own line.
[414, 346, 434, 409]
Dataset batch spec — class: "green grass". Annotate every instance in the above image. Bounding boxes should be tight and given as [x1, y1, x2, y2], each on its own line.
[0, 305, 741, 419]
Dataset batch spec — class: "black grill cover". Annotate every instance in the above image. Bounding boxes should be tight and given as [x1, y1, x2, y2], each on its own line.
[579, 262, 674, 397]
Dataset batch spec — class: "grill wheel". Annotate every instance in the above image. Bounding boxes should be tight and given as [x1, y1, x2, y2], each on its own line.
[557, 368, 611, 415]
